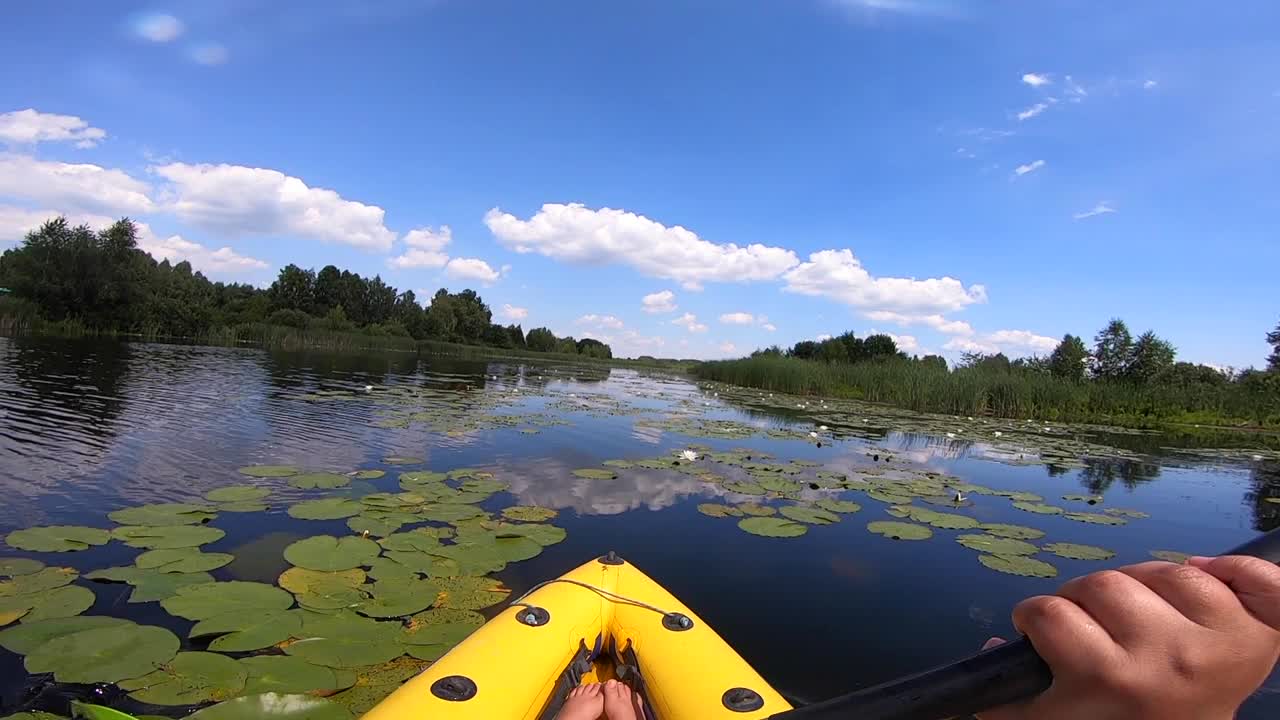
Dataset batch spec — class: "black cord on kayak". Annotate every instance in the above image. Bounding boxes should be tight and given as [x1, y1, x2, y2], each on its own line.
[767, 526, 1280, 720]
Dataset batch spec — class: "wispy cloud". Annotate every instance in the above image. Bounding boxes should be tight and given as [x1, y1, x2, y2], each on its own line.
[1063, 75, 1088, 102]
[827, 0, 958, 18]
[1014, 160, 1045, 177]
[1073, 202, 1116, 220]
[1143, 79, 1159, 90]
[1016, 103, 1049, 121]
[1022, 73, 1051, 87]
[133, 13, 185, 43]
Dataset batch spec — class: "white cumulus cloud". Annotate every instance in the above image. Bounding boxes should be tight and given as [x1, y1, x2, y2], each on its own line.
[719, 342, 738, 355]
[864, 310, 974, 336]
[816, 334, 833, 342]
[152, 162, 396, 251]
[887, 333, 919, 351]
[1073, 202, 1117, 220]
[0, 109, 107, 148]
[1017, 103, 1049, 121]
[577, 314, 625, 330]
[134, 13, 185, 43]
[1022, 73, 1052, 87]
[782, 249, 986, 315]
[672, 313, 708, 333]
[500, 304, 528, 321]
[762, 323, 777, 332]
[944, 329, 1058, 357]
[0, 154, 155, 214]
[1143, 79, 1158, 90]
[641, 290, 677, 314]
[719, 312, 755, 325]
[485, 203, 798, 290]
[1014, 160, 1045, 177]
[388, 226, 451, 269]
[444, 257, 500, 285]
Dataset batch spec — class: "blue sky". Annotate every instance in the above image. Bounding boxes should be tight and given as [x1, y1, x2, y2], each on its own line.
[1, 0, 1277, 365]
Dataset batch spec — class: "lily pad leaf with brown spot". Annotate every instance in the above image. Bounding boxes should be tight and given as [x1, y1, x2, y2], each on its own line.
[502, 506, 558, 522]
[433, 576, 510, 610]
[696, 504, 743, 518]
[0, 566, 78, 597]
[109, 503, 217, 526]
[120, 651, 247, 705]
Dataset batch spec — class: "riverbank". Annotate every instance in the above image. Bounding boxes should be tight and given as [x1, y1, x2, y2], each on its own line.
[692, 355, 1280, 429]
[0, 318, 696, 372]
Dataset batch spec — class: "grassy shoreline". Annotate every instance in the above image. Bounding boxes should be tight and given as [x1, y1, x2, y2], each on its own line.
[0, 318, 696, 371]
[692, 355, 1280, 430]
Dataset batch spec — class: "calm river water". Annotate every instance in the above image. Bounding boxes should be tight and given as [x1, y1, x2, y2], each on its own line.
[0, 336, 1277, 718]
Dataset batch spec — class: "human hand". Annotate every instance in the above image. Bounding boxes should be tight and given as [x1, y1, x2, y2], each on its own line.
[976, 555, 1280, 720]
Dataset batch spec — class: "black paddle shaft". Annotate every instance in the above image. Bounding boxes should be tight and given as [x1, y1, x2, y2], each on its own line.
[769, 527, 1280, 720]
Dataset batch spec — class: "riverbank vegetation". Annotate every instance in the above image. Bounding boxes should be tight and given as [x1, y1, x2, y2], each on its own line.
[0, 216, 610, 359]
[695, 321, 1280, 427]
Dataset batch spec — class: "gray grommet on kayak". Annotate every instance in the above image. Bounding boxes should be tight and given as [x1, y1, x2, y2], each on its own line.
[517, 606, 551, 626]
[662, 612, 694, 631]
[431, 675, 477, 701]
[722, 687, 764, 712]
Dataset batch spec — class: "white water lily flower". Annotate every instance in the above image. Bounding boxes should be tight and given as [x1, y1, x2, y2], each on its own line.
[809, 431, 818, 438]
[994, 431, 1003, 437]
[1254, 454, 1265, 461]
[363, 385, 373, 392]
[680, 450, 698, 462]
[818, 425, 828, 431]
[946, 432, 956, 439]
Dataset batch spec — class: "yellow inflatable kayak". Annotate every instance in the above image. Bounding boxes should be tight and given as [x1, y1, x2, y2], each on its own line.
[363, 552, 792, 719]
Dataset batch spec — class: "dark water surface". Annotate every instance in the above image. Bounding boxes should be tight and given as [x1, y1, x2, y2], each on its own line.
[1, 336, 1278, 717]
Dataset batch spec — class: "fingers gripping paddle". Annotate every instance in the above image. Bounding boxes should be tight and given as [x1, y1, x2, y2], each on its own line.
[769, 527, 1280, 720]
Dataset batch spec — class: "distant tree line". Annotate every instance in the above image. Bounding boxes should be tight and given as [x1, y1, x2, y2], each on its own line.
[0, 217, 610, 358]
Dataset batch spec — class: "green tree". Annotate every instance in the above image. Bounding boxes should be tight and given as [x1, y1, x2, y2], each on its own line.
[526, 327, 556, 352]
[506, 324, 526, 349]
[789, 340, 819, 360]
[836, 332, 867, 363]
[268, 264, 315, 313]
[313, 265, 341, 313]
[920, 354, 947, 371]
[450, 290, 492, 342]
[1268, 320, 1280, 371]
[1126, 331, 1176, 383]
[577, 337, 613, 359]
[423, 290, 457, 340]
[863, 334, 898, 357]
[1092, 318, 1133, 380]
[555, 336, 579, 355]
[817, 338, 848, 363]
[1047, 334, 1088, 381]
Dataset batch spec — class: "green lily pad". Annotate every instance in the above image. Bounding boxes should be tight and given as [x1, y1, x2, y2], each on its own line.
[356, 578, 441, 618]
[0, 608, 27, 627]
[399, 470, 447, 487]
[383, 551, 458, 577]
[1003, 492, 1043, 502]
[736, 502, 776, 516]
[978, 523, 1045, 540]
[756, 476, 803, 494]
[433, 576, 510, 609]
[280, 567, 366, 593]
[120, 651, 247, 705]
[1103, 508, 1149, 519]
[186, 693, 354, 719]
[1011, 502, 1064, 515]
[379, 531, 441, 553]
[365, 558, 418, 583]
[602, 460, 635, 469]
[20, 585, 97, 622]
[5, 526, 111, 553]
[353, 470, 386, 480]
[779, 506, 840, 525]
[406, 607, 485, 629]
[0, 616, 133, 655]
[216, 501, 270, 513]
[866, 489, 916, 505]
[955, 534, 1038, 556]
[136, 548, 234, 574]
[383, 456, 423, 466]
[288, 498, 363, 520]
[111, 525, 226, 549]
[572, 468, 617, 480]
[285, 613, 404, 668]
[327, 658, 427, 716]
[483, 522, 566, 547]
[457, 477, 509, 495]
[866, 521, 932, 540]
[0, 567, 78, 596]
[346, 516, 403, 538]
[239, 655, 347, 695]
[109, 503, 217, 526]
[399, 621, 475, 661]
[419, 504, 485, 523]
[737, 517, 807, 538]
[239, 466, 300, 478]
[697, 504, 743, 518]
[162, 581, 293, 620]
[191, 609, 302, 652]
[1062, 494, 1103, 504]
[25, 623, 180, 683]
[1063, 512, 1127, 526]
[0, 558, 45, 577]
[285, 536, 380, 572]
[1150, 550, 1190, 563]
[205, 486, 271, 503]
[289, 473, 351, 490]
[502, 506, 558, 522]
[0, 711, 63, 719]
[85, 566, 216, 603]
[977, 554, 1058, 578]
[814, 499, 862, 514]
[723, 481, 767, 495]
[1043, 542, 1115, 561]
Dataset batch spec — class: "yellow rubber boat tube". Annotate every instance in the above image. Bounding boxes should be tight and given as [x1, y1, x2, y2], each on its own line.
[362, 553, 792, 719]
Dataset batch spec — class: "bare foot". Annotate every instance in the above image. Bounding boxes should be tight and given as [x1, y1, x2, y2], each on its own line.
[602, 679, 640, 720]
[555, 682, 604, 720]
